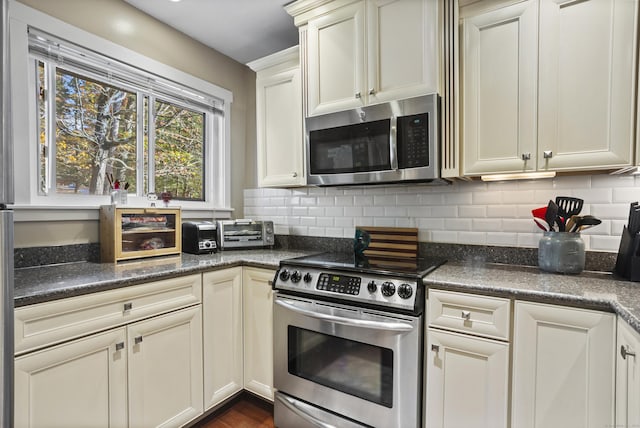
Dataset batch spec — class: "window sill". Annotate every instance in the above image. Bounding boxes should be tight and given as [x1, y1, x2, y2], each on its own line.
[12, 205, 234, 222]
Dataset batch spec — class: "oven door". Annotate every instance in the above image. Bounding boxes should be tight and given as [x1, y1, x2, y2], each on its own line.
[273, 293, 422, 428]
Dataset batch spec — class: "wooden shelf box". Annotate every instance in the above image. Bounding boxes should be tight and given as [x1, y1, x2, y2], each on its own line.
[100, 206, 182, 262]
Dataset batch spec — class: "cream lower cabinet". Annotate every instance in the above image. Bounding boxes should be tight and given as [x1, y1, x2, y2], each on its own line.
[425, 329, 509, 428]
[15, 328, 128, 428]
[15, 306, 203, 428]
[424, 290, 511, 428]
[512, 301, 615, 428]
[14, 274, 203, 428]
[616, 317, 640, 428]
[202, 268, 244, 410]
[127, 306, 203, 428]
[242, 267, 275, 401]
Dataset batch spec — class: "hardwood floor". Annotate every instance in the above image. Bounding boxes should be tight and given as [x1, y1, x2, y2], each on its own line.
[193, 395, 275, 428]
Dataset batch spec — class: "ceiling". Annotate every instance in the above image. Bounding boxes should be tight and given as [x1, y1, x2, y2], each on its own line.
[123, 0, 299, 64]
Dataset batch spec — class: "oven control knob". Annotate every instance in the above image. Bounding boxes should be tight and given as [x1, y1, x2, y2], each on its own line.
[291, 271, 302, 283]
[367, 280, 377, 293]
[397, 283, 413, 299]
[381, 282, 396, 297]
[279, 269, 290, 281]
[303, 273, 313, 283]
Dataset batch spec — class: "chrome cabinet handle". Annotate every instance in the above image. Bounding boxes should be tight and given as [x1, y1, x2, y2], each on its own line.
[622, 345, 636, 359]
[355, 92, 361, 99]
[134, 336, 143, 345]
[115, 342, 125, 351]
[292, 172, 298, 178]
[123, 302, 132, 312]
[543, 150, 553, 159]
[521, 153, 531, 161]
[275, 298, 413, 332]
[276, 393, 337, 428]
[462, 310, 471, 320]
[431, 344, 440, 352]
[368, 88, 375, 95]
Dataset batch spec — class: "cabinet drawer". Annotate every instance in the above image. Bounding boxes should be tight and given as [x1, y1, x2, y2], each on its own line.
[428, 290, 511, 340]
[15, 274, 202, 355]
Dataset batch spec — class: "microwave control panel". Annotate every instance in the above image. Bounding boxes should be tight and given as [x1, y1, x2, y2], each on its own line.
[397, 113, 429, 169]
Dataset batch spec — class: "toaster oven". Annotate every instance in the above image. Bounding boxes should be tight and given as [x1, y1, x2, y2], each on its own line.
[216, 220, 274, 250]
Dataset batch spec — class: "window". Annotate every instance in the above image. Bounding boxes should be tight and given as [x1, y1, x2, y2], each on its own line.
[9, 5, 233, 217]
[32, 29, 218, 204]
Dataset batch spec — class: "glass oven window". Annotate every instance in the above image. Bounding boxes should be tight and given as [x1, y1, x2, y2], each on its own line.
[309, 119, 391, 174]
[287, 326, 393, 408]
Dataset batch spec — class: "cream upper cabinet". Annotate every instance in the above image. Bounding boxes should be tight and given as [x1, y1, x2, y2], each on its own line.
[15, 328, 128, 428]
[202, 268, 244, 410]
[617, 317, 640, 428]
[462, 0, 538, 175]
[512, 301, 615, 428]
[248, 46, 306, 187]
[242, 267, 275, 401]
[287, 0, 440, 116]
[461, 0, 638, 176]
[537, 0, 636, 171]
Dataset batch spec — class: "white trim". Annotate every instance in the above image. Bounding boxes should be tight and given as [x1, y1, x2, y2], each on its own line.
[8, 0, 233, 211]
[12, 205, 234, 222]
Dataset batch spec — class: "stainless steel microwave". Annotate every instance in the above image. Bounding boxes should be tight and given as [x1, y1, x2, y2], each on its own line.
[305, 94, 442, 186]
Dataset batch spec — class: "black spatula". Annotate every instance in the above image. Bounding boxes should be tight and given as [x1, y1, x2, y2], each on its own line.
[555, 196, 584, 230]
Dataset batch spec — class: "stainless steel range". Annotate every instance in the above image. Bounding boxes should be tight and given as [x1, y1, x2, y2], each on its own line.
[272, 252, 445, 428]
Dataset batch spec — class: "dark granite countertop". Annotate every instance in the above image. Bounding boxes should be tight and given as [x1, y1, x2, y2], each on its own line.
[14, 249, 640, 335]
[424, 262, 640, 333]
[13, 249, 317, 307]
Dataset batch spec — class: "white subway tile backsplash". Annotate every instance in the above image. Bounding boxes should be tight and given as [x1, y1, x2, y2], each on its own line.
[335, 195, 354, 206]
[444, 218, 472, 231]
[458, 231, 487, 245]
[245, 174, 637, 253]
[374, 217, 397, 227]
[363, 206, 385, 217]
[344, 206, 364, 217]
[385, 206, 408, 217]
[374, 195, 396, 206]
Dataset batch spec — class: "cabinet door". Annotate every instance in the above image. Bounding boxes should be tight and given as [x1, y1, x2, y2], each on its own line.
[366, 0, 439, 104]
[307, 1, 366, 116]
[128, 306, 203, 428]
[512, 302, 615, 428]
[15, 328, 127, 428]
[202, 268, 244, 410]
[537, 0, 637, 171]
[256, 59, 305, 187]
[616, 318, 640, 428]
[461, 0, 538, 175]
[242, 267, 275, 401]
[425, 328, 509, 428]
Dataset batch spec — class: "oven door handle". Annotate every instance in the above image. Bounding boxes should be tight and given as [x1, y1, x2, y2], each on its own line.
[275, 298, 414, 332]
[276, 393, 338, 428]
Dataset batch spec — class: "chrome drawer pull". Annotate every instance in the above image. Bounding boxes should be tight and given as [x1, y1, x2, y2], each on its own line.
[134, 336, 143, 345]
[462, 310, 471, 320]
[622, 345, 636, 359]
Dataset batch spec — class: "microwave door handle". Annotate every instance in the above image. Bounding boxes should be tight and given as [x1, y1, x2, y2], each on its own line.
[276, 393, 337, 428]
[275, 299, 413, 332]
[389, 116, 398, 170]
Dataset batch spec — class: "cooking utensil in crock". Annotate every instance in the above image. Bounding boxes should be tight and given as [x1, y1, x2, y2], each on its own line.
[545, 200, 560, 232]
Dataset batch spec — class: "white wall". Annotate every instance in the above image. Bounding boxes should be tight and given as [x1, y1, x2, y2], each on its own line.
[244, 174, 640, 253]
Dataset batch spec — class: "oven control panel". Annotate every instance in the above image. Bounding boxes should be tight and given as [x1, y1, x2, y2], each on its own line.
[274, 266, 419, 312]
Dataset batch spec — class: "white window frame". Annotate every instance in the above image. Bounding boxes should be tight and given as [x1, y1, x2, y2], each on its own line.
[8, 1, 233, 221]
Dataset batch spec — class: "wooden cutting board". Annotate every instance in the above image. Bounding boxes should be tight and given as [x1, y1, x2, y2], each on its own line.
[355, 226, 418, 259]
